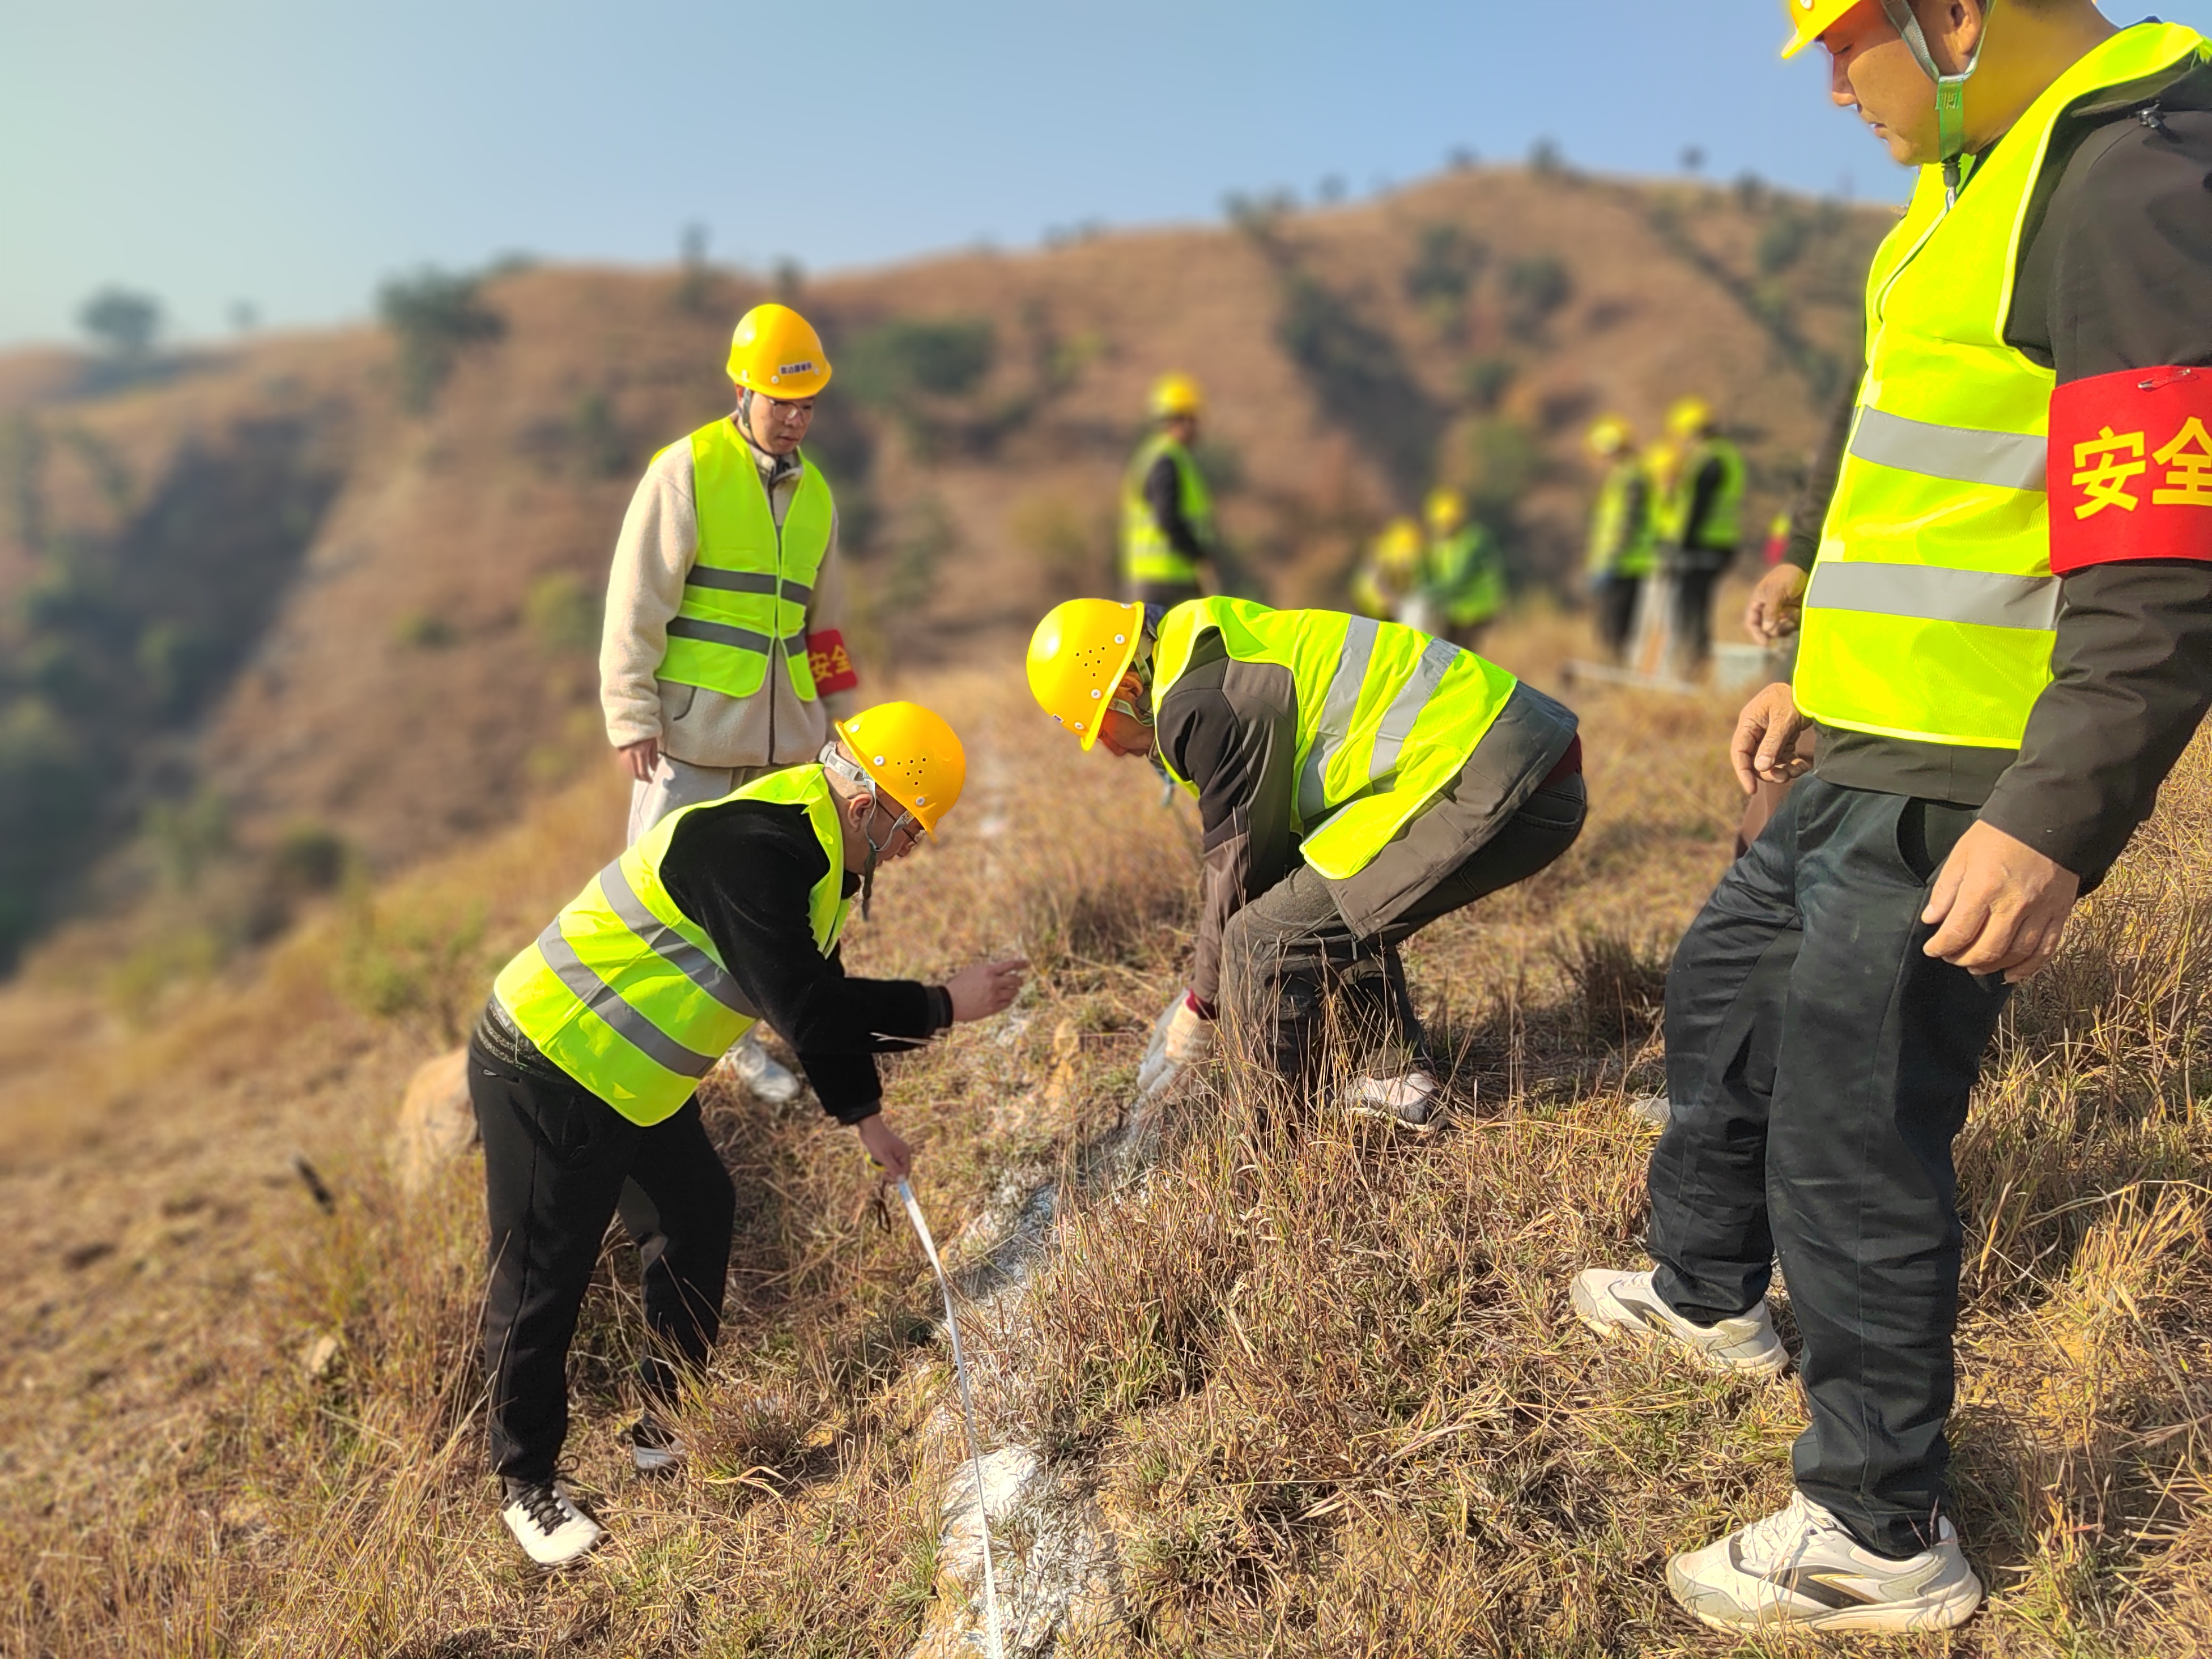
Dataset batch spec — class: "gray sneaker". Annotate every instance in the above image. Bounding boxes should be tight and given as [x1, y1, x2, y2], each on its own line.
[730, 1030, 801, 1104]
[1569, 1267, 1787, 1377]
[1627, 1093, 1672, 1128]
[1667, 1491, 1983, 1632]
[628, 1410, 684, 1474]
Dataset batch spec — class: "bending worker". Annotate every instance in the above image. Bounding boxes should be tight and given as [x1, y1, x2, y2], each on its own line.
[1584, 416, 1654, 662]
[599, 302, 863, 1105]
[1420, 487, 1505, 650]
[1121, 373, 1217, 607]
[1027, 596, 1585, 1126]
[468, 702, 1027, 1567]
[1575, 2, 2212, 1635]
[1651, 395, 1745, 675]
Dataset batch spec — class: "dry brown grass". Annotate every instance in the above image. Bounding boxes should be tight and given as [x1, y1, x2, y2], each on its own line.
[5, 614, 2211, 1654]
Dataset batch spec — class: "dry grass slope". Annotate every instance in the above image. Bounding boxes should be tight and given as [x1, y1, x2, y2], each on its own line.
[5, 617, 2211, 1655]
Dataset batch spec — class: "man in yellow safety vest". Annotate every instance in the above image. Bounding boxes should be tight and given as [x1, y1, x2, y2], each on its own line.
[1575, 2, 2212, 1632]
[1419, 487, 1505, 650]
[1026, 597, 1585, 1124]
[1584, 416, 1654, 661]
[467, 701, 1025, 1567]
[1121, 373, 1218, 606]
[1651, 395, 1746, 675]
[600, 303, 865, 1105]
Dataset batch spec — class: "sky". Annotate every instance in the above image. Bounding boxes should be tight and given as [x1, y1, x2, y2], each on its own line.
[4, 1, 2205, 349]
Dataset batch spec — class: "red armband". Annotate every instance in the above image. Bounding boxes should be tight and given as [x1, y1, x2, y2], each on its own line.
[805, 628, 859, 695]
[2049, 365, 2212, 572]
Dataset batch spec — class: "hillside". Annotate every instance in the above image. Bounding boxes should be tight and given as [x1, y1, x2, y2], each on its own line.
[4, 612, 2208, 1654]
[0, 160, 1887, 975]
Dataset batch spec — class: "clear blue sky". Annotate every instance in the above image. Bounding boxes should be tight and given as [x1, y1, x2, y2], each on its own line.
[2, 1, 2200, 348]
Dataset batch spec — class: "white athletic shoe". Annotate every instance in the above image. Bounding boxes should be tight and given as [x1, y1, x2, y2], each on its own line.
[1667, 1490, 1984, 1632]
[730, 1031, 801, 1104]
[1627, 1093, 1672, 1128]
[1569, 1267, 1788, 1377]
[500, 1479, 604, 1568]
[628, 1411, 684, 1474]
[1341, 1069, 1450, 1131]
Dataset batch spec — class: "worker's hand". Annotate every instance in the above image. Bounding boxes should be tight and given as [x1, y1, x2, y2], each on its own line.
[1921, 820, 2081, 983]
[1729, 680, 1813, 795]
[855, 1113, 912, 1182]
[1161, 991, 1213, 1062]
[1743, 563, 1809, 644]
[946, 958, 1028, 1022]
[618, 737, 661, 784]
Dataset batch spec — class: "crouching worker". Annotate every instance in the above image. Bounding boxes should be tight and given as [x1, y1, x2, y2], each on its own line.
[1027, 597, 1585, 1126]
[467, 701, 1026, 1567]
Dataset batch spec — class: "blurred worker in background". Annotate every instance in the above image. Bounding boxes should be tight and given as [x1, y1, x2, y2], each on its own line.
[1584, 416, 1654, 662]
[1651, 395, 1746, 677]
[600, 303, 863, 1105]
[468, 701, 1026, 1567]
[1419, 487, 1506, 650]
[1350, 517, 1424, 622]
[1121, 372, 1218, 607]
[1027, 596, 1585, 1128]
[1576, 2, 2212, 1634]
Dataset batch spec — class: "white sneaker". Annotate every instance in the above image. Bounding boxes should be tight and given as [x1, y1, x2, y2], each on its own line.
[1340, 1069, 1450, 1131]
[730, 1031, 801, 1104]
[1569, 1267, 1787, 1377]
[500, 1479, 604, 1567]
[628, 1411, 684, 1474]
[1627, 1093, 1671, 1128]
[1667, 1491, 1984, 1632]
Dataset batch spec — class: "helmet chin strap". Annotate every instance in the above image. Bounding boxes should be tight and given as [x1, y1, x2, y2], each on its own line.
[1880, 0, 1992, 207]
[822, 743, 913, 920]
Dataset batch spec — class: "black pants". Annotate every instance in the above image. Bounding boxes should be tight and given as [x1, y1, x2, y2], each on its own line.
[1222, 776, 1588, 1080]
[1669, 565, 1720, 674]
[1648, 779, 2009, 1556]
[469, 1035, 735, 1484]
[1596, 576, 1641, 660]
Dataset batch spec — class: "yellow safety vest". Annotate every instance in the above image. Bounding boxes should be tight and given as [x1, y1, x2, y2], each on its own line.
[658, 418, 835, 702]
[1121, 434, 1215, 586]
[1796, 22, 2209, 748]
[1589, 458, 1656, 580]
[1654, 437, 1746, 551]
[1427, 526, 1503, 626]
[492, 765, 850, 1125]
[1152, 597, 1519, 879]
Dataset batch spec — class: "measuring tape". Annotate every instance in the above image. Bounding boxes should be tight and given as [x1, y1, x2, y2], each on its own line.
[896, 1177, 1007, 1659]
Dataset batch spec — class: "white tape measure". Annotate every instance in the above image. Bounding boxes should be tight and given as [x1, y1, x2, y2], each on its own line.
[897, 1178, 1007, 1658]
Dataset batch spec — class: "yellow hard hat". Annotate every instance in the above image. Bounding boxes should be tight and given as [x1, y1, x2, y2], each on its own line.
[1377, 517, 1424, 572]
[1666, 396, 1715, 439]
[1779, 0, 1859, 59]
[1587, 415, 1635, 458]
[1026, 598, 1146, 750]
[1150, 372, 1205, 420]
[726, 303, 832, 399]
[1424, 487, 1467, 534]
[835, 701, 964, 836]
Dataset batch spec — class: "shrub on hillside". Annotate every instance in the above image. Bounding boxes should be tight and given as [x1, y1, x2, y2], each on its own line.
[78, 287, 162, 361]
[1503, 254, 1572, 334]
[376, 267, 505, 412]
[523, 571, 599, 654]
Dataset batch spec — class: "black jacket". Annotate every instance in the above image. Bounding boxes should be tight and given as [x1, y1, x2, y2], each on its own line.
[1793, 54, 2212, 881]
[657, 797, 951, 1122]
[1144, 452, 1210, 564]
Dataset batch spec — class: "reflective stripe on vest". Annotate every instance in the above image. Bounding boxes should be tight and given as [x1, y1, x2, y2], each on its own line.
[1151, 597, 1518, 880]
[658, 418, 835, 702]
[1121, 435, 1214, 585]
[1796, 22, 2209, 748]
[492, 764, 850, 1125]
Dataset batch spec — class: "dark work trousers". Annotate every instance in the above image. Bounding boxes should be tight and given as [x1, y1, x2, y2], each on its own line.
[1221, 775, 1588, 1081]
[1647, 777, 2010, 1558]
[1596, 576, 1642, 661]
[1131, 578, 1203, 610]
[469, 1035, 736, 1484]
[1669, 563, 1722, 675]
